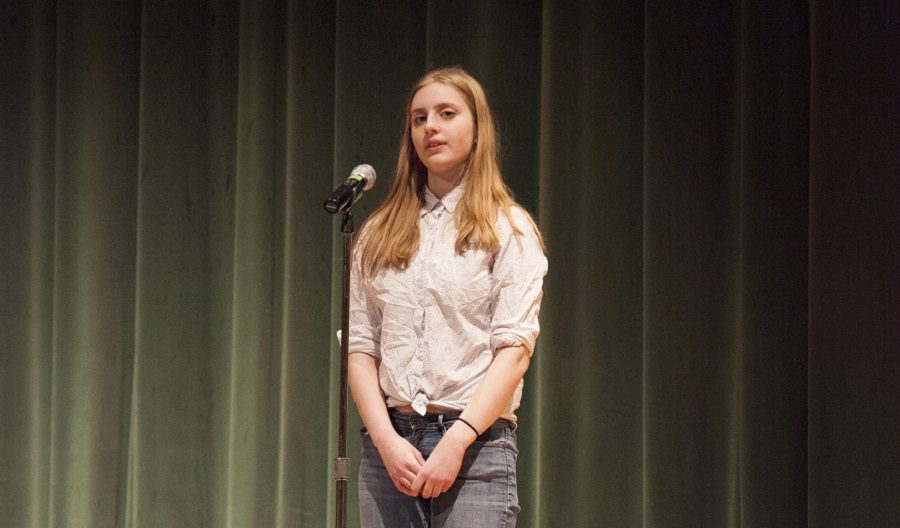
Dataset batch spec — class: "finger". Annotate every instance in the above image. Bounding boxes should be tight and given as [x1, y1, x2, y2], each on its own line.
[400, 468, 419, 485]
[432, 479, 448, 498]
[429, 483, 442, 499]
[414, 450, 426, 466]
[430, 480, 442, 499]
[408, 474, 425, 497]
[393, 478, 415, 497]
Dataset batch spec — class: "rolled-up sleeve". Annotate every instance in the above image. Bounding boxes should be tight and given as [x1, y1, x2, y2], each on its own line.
[490, 207, 548, 356]
[348, 241, 382, 358]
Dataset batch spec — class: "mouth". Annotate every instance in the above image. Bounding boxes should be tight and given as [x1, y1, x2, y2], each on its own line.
[425, 139, 445, 152]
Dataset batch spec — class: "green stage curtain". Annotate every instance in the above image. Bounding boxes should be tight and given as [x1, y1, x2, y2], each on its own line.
[1, 1, 897, 527]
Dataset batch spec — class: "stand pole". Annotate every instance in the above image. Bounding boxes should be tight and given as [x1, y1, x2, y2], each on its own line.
[334, 209, 354, 528]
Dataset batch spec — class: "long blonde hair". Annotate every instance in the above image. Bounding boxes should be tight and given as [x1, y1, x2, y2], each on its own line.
[358, 66, 543, 276]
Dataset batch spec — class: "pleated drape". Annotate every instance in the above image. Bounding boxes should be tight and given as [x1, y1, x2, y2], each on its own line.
[1, 1, 897, 527]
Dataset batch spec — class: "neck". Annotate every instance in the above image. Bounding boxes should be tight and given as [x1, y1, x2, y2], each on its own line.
[427, 168, 464, 199]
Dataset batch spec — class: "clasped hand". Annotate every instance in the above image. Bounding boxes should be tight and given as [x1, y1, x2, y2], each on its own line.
[377, 428, 470, 499]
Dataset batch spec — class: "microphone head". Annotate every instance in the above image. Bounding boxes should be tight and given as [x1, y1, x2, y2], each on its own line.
[351, 164, 377, 191]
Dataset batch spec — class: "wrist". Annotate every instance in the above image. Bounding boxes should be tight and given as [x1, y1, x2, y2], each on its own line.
[446, 421, 477, 449]
[368, 423, 400, 450]
[456, 416, 480, 438]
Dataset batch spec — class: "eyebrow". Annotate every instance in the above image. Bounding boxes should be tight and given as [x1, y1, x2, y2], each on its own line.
[410, 102, 462, 114]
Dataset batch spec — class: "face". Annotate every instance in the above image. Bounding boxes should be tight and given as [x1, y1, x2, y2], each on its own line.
[409, 82, 476, 185]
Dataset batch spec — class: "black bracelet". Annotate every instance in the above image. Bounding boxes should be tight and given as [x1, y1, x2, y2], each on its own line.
[457, 417, 480, 437]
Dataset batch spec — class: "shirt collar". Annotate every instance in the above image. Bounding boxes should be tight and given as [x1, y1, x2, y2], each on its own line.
[421, 184, 463, 216]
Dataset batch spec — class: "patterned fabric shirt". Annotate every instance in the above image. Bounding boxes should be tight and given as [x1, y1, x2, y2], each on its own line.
[348, 185, 547, 420]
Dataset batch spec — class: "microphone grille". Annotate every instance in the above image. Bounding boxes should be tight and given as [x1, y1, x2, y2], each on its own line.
[351, 164, 377, 191]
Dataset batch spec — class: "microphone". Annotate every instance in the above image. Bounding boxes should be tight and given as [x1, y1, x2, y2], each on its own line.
[323, 164, 377, 214]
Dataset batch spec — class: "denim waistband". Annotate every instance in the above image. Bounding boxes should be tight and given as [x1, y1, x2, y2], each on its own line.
[388, 407, 460, 424]
[387, 407, 516, 435]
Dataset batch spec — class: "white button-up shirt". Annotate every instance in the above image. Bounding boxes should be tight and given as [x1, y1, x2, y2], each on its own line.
[348, 185, 547, 420]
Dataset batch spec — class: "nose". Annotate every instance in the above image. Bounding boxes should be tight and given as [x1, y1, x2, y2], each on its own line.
[424, 113, 439, 132]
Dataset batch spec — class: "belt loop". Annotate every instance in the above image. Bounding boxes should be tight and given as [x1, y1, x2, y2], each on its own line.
[437, 413, 446, 433]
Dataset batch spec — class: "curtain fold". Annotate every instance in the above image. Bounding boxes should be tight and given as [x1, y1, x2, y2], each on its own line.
[642, 2, 742, 525]
[535, 1, 644, 526]
[736, 1, 810, 526]
[807, 0, 900, 524]
[1, 1, 897, 527]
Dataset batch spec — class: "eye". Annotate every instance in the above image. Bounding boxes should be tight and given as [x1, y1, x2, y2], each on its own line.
[412, 115, 426, 125]
[441, 110, 456, 119]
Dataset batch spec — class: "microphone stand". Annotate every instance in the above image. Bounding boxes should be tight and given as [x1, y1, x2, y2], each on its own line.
[334, 208, 353, 528]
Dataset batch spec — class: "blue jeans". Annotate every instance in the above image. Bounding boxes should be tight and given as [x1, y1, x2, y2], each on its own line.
[358, 409, 520, 527]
